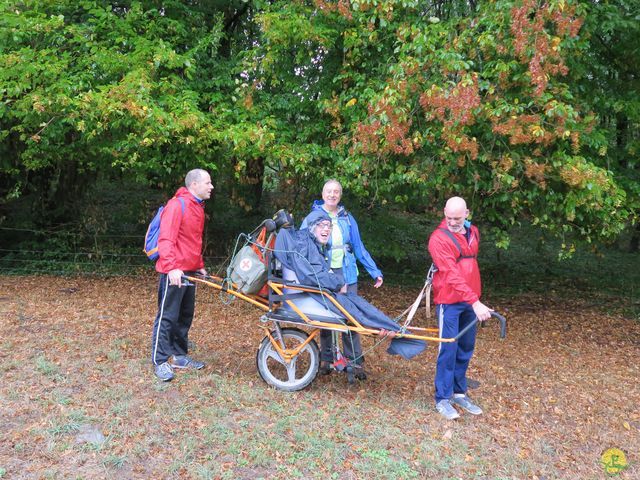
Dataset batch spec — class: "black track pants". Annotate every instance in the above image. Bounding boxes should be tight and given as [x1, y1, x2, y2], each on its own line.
[151, 274, 196, 365]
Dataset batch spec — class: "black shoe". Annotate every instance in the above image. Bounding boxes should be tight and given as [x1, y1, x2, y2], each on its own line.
[319, 362, 332, 375]
[355, 370, 367, 381]
[346, 366, 355, 385]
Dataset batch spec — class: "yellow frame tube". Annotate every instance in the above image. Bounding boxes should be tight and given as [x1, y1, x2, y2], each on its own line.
[185, 275, 270, 311]
[268, 281, 453, 343]
[269, 282, 357, 332]
[260, 327, 320, 364]
[188, 276, 458, 344]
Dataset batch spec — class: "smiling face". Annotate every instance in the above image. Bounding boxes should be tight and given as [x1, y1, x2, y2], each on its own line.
[322, 180, 342, 212]
[312, 220, 333, 245]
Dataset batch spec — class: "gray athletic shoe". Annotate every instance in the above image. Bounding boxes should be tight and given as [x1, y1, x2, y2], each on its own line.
[171, 355, 205, 370]
[155, 361, 174, 382]
[436, 399, 460, 420]
[451, 395, 483, 415]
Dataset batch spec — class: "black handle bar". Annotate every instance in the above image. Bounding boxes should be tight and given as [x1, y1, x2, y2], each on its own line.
[454, 311, 507, 341]
[491, 311, 507, 339]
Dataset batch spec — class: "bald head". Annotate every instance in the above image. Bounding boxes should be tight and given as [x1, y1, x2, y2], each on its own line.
[445, 197, 467, 215]
[444, 196, 469, 233]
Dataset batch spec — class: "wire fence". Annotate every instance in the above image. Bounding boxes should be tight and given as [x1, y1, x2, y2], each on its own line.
[0, 225, 230, 277]
[0, 226, 429, 284]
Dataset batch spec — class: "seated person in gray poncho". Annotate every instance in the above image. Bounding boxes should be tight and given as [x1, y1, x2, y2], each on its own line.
[274, 210, 426, 361]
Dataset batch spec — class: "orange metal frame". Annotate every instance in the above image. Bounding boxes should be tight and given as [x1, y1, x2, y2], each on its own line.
[260, 327, 321, 364]
[185, 274, 270, 311]
[268, 281, 449, 342]
[186, 275, 456, 344]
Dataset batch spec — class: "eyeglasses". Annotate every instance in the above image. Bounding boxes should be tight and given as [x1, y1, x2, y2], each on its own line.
[316, 221, 332, 230]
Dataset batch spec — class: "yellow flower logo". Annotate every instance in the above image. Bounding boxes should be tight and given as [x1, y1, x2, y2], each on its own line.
[601, 448, 628, 475]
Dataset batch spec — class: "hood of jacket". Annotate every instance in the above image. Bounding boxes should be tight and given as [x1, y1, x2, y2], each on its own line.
[303, 210, 331, 250]
[305, 209, 331, 228]
[311, 199, 347, 217]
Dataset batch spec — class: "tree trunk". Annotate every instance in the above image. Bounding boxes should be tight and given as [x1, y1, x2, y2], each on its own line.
[232, 156, 265, 212]
[629, 224, 640, 253]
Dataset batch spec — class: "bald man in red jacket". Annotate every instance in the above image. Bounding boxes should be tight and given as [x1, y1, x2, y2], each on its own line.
[151, 169, 213, 382]
[428, 197, 493, 420]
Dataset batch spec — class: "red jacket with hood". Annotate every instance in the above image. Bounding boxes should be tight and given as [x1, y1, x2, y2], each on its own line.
[155, 187, 205, 274]
[428, 219, 481, 305]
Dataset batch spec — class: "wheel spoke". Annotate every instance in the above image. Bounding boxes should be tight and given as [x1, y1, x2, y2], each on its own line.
[257, 330, 319, 391]
[286, 357, 298, 382]
[266, 348, 285, 365]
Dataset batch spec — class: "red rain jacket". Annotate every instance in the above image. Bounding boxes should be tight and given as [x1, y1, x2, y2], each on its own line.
[428, 219, 481, 305]
[155, 187, 205, 273]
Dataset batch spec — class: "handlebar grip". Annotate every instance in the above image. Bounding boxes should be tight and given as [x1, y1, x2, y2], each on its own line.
[490, 311, 507, 339]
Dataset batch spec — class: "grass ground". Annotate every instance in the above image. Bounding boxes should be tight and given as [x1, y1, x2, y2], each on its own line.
[1, 275, 638, 479]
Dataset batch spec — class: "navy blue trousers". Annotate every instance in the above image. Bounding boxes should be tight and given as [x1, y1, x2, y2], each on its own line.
[434, 303, 477, 402]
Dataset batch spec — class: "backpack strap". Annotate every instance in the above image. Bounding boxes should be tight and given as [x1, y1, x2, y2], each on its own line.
[424, 228, 476, 319]
[437, 227, 476, 262]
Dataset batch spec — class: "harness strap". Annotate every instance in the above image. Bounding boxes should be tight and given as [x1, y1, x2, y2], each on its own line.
[436, 228, 476, 263]
[328, 242, 352, 253]
[399, 277, 431, 327]
[398, 262, 437, 327]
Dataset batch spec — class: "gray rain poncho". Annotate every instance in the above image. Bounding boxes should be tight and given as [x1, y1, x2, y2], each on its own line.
[274, 212, 426, 360]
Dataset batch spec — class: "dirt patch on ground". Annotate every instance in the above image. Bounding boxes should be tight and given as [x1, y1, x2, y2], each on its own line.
[0, 275, 638, 479]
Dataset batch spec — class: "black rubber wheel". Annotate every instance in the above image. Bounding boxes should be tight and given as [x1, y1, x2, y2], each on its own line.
[256, 328, 320, 391]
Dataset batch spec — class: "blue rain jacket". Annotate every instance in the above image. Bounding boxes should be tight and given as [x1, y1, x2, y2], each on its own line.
[301, 201, 382, 286]
[274, 223, 426, 360]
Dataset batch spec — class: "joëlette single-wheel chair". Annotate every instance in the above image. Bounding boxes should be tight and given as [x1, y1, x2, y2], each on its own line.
[184, 210, 506, 391]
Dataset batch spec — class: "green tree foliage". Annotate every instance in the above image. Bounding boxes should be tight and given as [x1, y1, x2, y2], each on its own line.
[0, 0, 225, 220]
[568, 0, 639, 249]
[0, 0, 636, 251]
[238, 0, 631, 248]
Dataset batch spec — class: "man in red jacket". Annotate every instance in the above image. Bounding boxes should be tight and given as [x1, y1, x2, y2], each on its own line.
[428, 196, 493, 419]
[151, 169, 213, 381]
